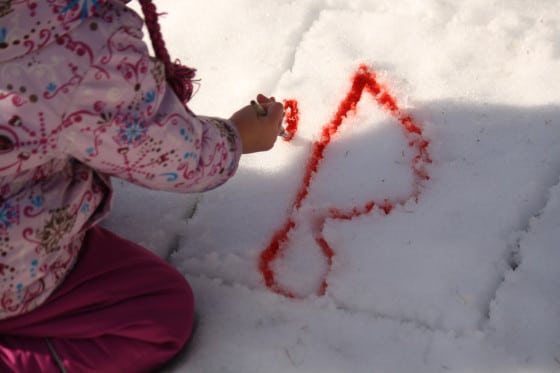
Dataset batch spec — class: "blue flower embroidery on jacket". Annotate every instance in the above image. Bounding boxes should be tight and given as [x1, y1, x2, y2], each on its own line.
[114, 116, 148, 147]
[0, 28, 7, 44]
[180, 128, 193, 143]
[0, 202, 18, 230]
[30, 195, 44, 208]
[145, 90, 156, 104]
[60, 0, 102, 20]
[46, 83, 58, 93]
[161, 172, 178, 182]
[30, 259, 39, 278]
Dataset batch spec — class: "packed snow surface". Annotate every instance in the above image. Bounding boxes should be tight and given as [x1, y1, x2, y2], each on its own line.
[104, 1, 560, 371]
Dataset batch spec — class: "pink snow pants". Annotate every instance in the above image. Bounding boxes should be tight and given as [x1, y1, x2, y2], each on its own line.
[0, 226, 195, 373]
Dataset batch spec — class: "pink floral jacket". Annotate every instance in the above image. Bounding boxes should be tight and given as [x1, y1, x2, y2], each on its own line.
[0, 0, 241, 319]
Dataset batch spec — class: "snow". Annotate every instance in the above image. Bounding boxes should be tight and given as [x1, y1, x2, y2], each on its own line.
[104, 1, 560, 371]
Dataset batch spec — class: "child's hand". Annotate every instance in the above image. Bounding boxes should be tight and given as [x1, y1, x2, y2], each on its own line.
[229, 94, 284, 154]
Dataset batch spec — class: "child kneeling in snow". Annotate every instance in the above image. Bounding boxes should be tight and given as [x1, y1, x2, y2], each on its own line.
[0, 1, 283, 371]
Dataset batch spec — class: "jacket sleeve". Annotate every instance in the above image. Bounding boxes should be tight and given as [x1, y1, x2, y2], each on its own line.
[59, 8, 242, 193]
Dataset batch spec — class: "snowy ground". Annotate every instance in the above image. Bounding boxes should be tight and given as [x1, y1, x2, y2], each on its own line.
[103, 1, 560, 372]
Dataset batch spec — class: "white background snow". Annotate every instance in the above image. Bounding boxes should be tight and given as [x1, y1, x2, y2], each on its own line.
[103, 1, 560, 372]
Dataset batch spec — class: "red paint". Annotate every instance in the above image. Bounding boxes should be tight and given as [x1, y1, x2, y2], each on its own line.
[259, 65, 431, 298]
[282, 99, 299, 142]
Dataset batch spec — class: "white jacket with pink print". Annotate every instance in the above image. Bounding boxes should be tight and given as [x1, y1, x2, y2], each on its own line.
[0, 0, 241, 319]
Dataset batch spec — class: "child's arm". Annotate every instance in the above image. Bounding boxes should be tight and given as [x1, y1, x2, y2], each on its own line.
[59, 18, 281, 193]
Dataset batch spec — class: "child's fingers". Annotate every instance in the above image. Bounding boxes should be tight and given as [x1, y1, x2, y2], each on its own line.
[256, 94, 268, 104]
[263, 102, 284, 128]
[256, 94, 276, 105]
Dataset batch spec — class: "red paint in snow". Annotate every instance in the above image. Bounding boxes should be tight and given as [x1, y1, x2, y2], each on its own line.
[259, 65, 431, 298]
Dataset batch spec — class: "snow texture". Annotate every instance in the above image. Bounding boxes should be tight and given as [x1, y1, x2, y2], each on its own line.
[106, 1, 560, 372]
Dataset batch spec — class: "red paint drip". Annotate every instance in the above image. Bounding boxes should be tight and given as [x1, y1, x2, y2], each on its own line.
[282, 99, 299, 142]
[259, 65, 432, 298]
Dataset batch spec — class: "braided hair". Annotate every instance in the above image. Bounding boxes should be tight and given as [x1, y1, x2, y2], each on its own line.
[138, 0, 197, 104]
